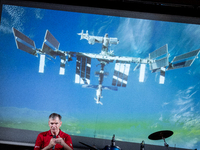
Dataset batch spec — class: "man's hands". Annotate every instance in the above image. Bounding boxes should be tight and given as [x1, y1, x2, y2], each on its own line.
[55, 136, 73, 150]
[42, 136, 72, 150]
[47, 136, 64, 149]
[54, 136, 65, 146]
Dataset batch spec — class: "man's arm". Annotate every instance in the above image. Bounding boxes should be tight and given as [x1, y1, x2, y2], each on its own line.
[34, 134, 43, 150]
[34, 134, 56, 150]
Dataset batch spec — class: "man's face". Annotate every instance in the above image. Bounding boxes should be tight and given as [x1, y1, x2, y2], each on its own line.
[48, 117, 62, 135]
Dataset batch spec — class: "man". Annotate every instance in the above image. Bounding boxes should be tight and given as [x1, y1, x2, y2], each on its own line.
[34, 113, 73, 150]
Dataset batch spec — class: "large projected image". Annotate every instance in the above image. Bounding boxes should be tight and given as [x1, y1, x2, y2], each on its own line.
[0, 4, 200, 150]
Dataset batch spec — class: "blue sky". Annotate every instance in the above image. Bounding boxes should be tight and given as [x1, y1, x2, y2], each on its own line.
[0, 4, 200, 149]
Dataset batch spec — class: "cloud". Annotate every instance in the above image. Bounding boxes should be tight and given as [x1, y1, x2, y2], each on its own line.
[97, 16, 114, 35]
[184, 24, 200, 50]
[176, 98, 192, 106]
[159, 114, 163, 121]
[171, 86, 199, 128]
[150, 123, 158, 128]
[0, 5, 25, 34]
[0, 18, 12, 33]
[116, 18, 152, 56]
[34, 8, 44, 20]
[168, 86, 200, 149]
[0, 5, 44, 35]
[162, 102, 169, 107]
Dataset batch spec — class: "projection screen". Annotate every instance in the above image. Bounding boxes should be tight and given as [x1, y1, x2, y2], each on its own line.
[0, 0, 200, 150]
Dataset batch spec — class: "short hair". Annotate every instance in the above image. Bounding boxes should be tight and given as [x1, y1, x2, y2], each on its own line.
[49, 113, 62, 121]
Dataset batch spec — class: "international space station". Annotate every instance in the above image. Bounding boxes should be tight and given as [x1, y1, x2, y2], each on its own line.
[12, 27, 200, 105]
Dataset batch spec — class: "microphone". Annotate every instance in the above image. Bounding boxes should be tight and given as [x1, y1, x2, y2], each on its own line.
[140, 140, 145, 150]
[52, 135, 56, 150]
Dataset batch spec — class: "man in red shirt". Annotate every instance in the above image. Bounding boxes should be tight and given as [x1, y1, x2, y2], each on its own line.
[34, 113, 73, 150]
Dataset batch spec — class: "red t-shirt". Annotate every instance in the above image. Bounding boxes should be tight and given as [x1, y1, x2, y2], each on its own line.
[34, 130, 73, 150]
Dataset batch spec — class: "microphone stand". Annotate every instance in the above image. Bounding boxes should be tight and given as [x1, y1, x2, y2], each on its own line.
[140, 141, 145, 150]
[163, 137, 169, 150]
